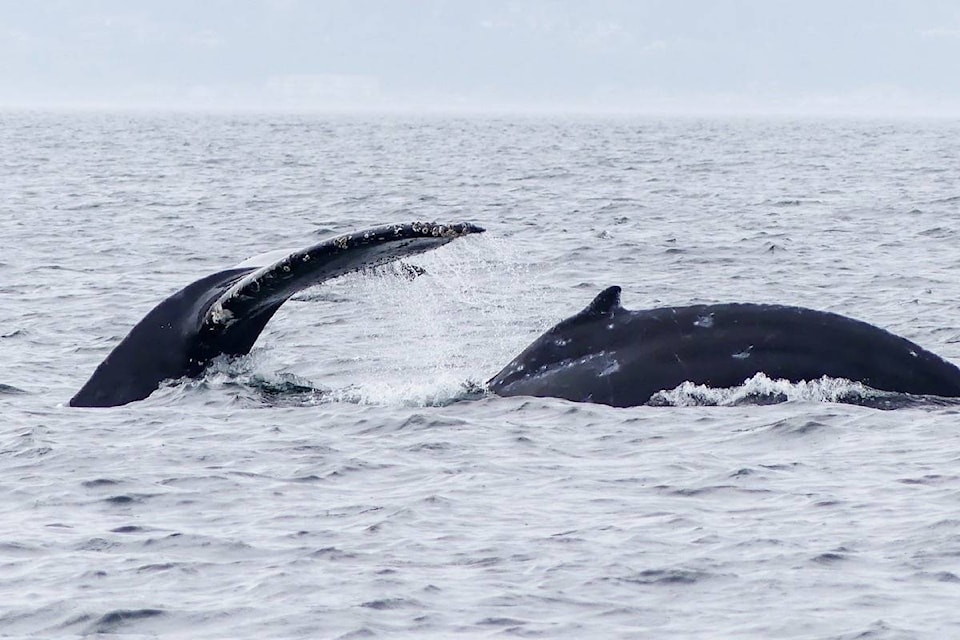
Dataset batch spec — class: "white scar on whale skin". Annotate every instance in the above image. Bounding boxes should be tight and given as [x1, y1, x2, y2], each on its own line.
[732, 346, 754, 360]
[599, 359, 621, 377]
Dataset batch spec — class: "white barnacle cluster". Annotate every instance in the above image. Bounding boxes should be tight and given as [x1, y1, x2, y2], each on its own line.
[334, 235, 351, 249]
[435, 223, 470, 238]
[209, 303, 235, 327]
[411, 221, 454, 237]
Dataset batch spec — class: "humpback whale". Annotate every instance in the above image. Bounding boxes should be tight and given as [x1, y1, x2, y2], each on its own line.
[69, 222, 483, 408]
[72, 222, 960, 409]
[487, 286, 960, 406]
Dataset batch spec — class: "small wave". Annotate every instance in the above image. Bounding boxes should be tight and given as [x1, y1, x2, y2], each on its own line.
[812, 551, 848, 564]
[928, 194, 960, 204]
[763, 417, 832, 436]
[175, 356, 488, 408]
[360, 598, 423, 610]
[322, 378, 487, 408]
[761, 197, 824, 207]
[620, 568, 714, 585]
[507, 169, 572, 181]
[918, 226, 955, 238]
[102, 493, 159, 505]
[81, 478, 121, 488]
[477, 617, 528, 626]
[153, 347, 491, 408]
[85, 609, 165, 634]
[57, 200, 112, 211]
[648, 373, 955, 409]
[243, 372, 325, 402]
[155, 359, 327, 406]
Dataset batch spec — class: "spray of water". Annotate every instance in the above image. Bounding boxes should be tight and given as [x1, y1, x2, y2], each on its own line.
[308, 235, 550, 407]
[650, 372, 882, 407]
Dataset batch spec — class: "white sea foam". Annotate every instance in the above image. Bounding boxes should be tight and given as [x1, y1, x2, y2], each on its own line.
[651, 372, 877, 407]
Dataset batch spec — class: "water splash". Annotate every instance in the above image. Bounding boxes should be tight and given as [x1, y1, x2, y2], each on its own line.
[649, 372, 955, 409]
[321, 235, 544, 406]
[177, 235, 548, 407]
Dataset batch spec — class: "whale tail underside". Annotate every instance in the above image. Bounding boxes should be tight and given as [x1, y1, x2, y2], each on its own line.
[69, 221, 484, 408]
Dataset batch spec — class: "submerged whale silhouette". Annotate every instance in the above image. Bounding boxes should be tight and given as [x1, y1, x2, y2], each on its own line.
[71, 222, 960, 408]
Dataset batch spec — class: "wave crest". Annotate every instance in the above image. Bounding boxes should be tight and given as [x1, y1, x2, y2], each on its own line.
[648, 373, 957, 409]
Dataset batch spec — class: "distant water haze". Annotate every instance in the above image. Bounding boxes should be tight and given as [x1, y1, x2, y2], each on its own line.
[2, 0, 960, 115]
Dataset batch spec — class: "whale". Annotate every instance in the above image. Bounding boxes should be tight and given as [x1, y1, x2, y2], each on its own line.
[69, 222, 483, 408]
[72, 223, 960, 409]
[487, 286, 960, 406]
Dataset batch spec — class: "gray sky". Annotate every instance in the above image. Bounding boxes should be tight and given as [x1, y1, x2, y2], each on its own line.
[2, 0, 960, 115]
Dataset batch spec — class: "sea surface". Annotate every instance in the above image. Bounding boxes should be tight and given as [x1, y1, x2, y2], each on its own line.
[2, 111, 960, 638]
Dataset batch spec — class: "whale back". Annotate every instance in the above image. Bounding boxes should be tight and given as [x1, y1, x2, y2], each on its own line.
[487, 286, 625, 394]
[488, 287, 960, 407]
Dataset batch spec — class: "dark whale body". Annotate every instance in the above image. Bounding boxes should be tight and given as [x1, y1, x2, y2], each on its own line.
[72, 222, 960, 409]
[488, 286, 960, 407]
[70, 222, 483, 407]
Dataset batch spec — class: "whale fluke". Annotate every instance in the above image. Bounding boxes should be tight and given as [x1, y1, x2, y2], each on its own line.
[70, 222, 483, 408]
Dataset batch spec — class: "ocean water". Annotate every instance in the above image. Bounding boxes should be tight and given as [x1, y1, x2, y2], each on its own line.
[2, 111, 960, 638]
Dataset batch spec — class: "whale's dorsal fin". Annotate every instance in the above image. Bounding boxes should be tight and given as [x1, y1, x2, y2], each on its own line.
[583, 286, 622, 316]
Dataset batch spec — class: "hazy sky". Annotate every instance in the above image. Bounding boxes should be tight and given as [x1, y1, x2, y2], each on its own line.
[2, 0, 959, 115]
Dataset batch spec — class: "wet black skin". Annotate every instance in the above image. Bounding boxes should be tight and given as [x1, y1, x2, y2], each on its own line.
[70, 222, 483, 408]
[72, 223, 960, 410]
[487, 286, 960, 407]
